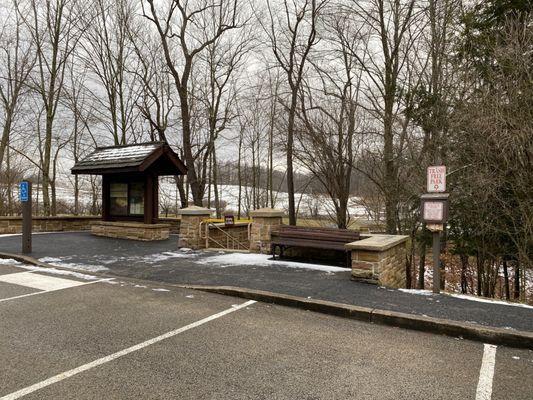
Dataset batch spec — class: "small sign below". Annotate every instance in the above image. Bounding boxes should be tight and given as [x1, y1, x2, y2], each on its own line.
[420, 193, 449, 224]
[423, 202, 444, 221]
[19, 181, 29, 202]
[427, 223, 444, 232]
[224, 215, 235, 226]
[427, 166, 446, 193]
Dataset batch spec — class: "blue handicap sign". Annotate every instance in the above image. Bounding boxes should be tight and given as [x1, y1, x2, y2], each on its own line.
[19, 181, 29, 202]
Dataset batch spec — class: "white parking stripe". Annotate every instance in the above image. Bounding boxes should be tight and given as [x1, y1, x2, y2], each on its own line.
[476, 344, 497, 400]
[0, 272, 89, 291]
[0, 300, 256, 400]
[0, 279, 107, 303]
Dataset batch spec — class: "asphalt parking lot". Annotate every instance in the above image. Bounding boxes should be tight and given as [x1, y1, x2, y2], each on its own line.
[1, 262, 532, 399]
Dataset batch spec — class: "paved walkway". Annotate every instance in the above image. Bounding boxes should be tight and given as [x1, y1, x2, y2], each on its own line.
[1, 232, 532, 332]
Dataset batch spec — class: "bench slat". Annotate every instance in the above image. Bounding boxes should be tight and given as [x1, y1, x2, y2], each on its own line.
[270, 224, 360, 257]
[272, 231, 359, 242]
[271, 238, 348, 251]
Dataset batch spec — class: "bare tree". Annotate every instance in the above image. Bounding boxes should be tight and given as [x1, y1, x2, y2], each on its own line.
[294, 9, 366, 228]
[129, 31, 177, 143]
[262, 0, 327, 225]
[79, 0, 142, 145]
[0, 6, 35, 214]
[16, 0, 84, 215]
[348, 0, 421, 233]
[143, 0, 245, 206]
[195, 6, 254, 216]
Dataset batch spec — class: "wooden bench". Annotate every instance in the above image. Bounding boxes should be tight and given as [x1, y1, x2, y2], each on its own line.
[270, 225, 361, 267]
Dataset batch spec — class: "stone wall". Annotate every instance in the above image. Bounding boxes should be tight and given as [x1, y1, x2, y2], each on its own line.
[347, 234, 408, 288]
[206, 224, 250, 250]
[158, 218, 180, 234]
[0, 216, 180, 235]
[91, 221, 170, 241]
[377, 244, 407, 288]
[0, 216, 100, 234]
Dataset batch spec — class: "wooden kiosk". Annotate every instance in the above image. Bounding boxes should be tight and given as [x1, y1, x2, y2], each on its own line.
[71, 142, 187, 241]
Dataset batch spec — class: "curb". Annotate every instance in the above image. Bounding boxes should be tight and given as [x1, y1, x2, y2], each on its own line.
[1, 252, 532, 350]
[177, 284, 533, 350]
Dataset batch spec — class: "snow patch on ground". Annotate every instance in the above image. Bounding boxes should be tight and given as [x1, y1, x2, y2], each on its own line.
[38, 257, 109, 272]
[39, 257, 63, 263]
[398, 289, 433, 296]
[448, 293, 533, 310]
[398, 288, 533, 310]
[17, 264, 101, 280]
[0, 258, 22, 265]
[142, 251, 197, 263]
[195, 252, 346, 273]
[152, 288, 170, 292]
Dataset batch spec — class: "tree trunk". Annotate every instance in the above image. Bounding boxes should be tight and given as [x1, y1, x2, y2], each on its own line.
[406, 233, 414, 289]
[6, 146, 12, 215]
[503, 259, 510, 300]
[237, 130, 243, 219]
[207, 153, 212, 209]
[0, 112, 12, 171]
[51, 181, 57, 216]
[175, 176, 188, 208]
[337, 197, 348, 229]
[212, 149, 220, 218]
[177, 87, 202, 206]
[42, 113, 53, 216]
[286, 89, 298, 226]
[74, 174, 79, 215]
[418, 241, 426, 289]
[3, 146, 11, 215]
[460, 253, 468, 294]
[268, 106, 275, 208]
[476, 256, 483, 296]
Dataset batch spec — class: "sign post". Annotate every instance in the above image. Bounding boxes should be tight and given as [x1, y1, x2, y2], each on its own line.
[20, 180, 32, 254]
[422, 166, 448, 294]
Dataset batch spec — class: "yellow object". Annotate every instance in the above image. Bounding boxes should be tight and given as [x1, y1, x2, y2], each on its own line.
[204, 218, 252, 224]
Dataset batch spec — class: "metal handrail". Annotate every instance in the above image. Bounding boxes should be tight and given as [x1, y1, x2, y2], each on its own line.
[199, 220, 251, 250]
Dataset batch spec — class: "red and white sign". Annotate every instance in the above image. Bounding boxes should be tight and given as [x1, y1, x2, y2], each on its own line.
[423, 201, 444, 222]
[427, 166, 446, 193]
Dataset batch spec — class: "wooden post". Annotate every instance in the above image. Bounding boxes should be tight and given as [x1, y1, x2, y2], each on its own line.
[102, 175, 110, 221]
[153, 174, 159, 223]
[21, 180, 32, 253]
[144, 174, 154, 224]
[432, 230, 440, 294]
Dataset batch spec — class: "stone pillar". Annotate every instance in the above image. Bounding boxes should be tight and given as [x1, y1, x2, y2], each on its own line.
[178, 206, 213, 249]
[249, 208, 284, 254]
[346, 235, 408, 288]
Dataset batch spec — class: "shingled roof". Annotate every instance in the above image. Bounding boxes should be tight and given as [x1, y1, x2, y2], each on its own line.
[71, 142, 187, 175]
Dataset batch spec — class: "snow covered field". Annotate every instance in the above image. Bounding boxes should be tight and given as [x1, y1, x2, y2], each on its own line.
[17, 180, 371, 219]
[158, 181, 371, 218]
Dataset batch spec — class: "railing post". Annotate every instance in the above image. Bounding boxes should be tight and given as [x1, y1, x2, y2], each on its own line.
[178, 206, 213, 249]
[249, 208, 284, 254]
